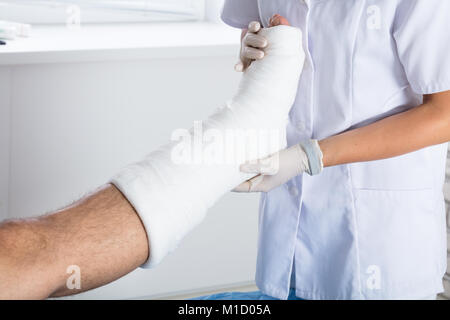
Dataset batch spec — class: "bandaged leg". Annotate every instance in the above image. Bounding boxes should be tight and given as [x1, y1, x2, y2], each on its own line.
[111, 26, 305, 268]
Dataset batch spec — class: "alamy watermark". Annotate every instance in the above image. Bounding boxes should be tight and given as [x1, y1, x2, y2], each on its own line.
[366, 265, 381, 290]
[366, 5, 381, 30]
[66, 5, 81, 30]
[170, 121, 284, 170]
[66, 265, 81, 290]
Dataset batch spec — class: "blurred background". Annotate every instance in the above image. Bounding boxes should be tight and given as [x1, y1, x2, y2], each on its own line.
[1, 0, 213, 23]
[0, 0, 449, 300]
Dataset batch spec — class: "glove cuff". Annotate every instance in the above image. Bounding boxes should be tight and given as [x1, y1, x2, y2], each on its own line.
[299, 139, 323, 175]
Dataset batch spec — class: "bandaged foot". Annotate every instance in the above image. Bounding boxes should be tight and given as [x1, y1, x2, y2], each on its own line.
[111, 22, 305, 268]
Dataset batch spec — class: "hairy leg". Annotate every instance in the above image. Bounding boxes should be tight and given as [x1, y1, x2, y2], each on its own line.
[0, 184, 148, 299]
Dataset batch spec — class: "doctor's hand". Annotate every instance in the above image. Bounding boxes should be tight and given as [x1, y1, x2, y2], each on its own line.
[235, 21, 266, 72]
[235, 14, 290, 72]
[233, 140, 323, 193]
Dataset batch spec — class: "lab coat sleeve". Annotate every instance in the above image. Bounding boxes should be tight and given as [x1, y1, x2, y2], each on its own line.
[393, 0, 450, 94]
[221, 0, 260, 29]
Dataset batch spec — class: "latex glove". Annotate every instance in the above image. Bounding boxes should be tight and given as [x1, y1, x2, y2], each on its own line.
[235, 21, 268, 72]
[233, 140, 323, 193]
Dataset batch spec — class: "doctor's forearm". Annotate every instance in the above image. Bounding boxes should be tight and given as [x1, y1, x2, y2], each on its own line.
[318, 91, 450, 167]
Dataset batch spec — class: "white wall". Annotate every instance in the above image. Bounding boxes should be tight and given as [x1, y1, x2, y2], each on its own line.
[0, 67, 11, 220]
[0, 55, 260, 299]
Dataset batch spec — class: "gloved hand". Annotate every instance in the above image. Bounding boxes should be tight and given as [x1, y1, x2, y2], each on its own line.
[233, 140, 323, 193]
[235, 21, 268, 72]
[235, 15, 292, 72]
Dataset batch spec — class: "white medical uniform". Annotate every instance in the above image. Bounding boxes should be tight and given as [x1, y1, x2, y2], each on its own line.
[222, 0, 450, 300]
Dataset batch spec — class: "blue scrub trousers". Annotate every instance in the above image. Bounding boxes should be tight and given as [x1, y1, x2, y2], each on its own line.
[192, 289, 303, 300]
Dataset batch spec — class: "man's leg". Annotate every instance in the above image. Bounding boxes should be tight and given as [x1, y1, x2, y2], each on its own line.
[0, 184, 148, 299]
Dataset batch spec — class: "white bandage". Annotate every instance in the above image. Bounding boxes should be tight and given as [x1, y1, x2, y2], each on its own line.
[111, 26, 305, 268]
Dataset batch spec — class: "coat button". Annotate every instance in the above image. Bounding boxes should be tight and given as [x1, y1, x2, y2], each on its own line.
[289, 186, 299, 197]
[296, 121, 306, 131]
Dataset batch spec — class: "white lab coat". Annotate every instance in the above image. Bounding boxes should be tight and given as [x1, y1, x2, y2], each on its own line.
[222, 0, 450, 299]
